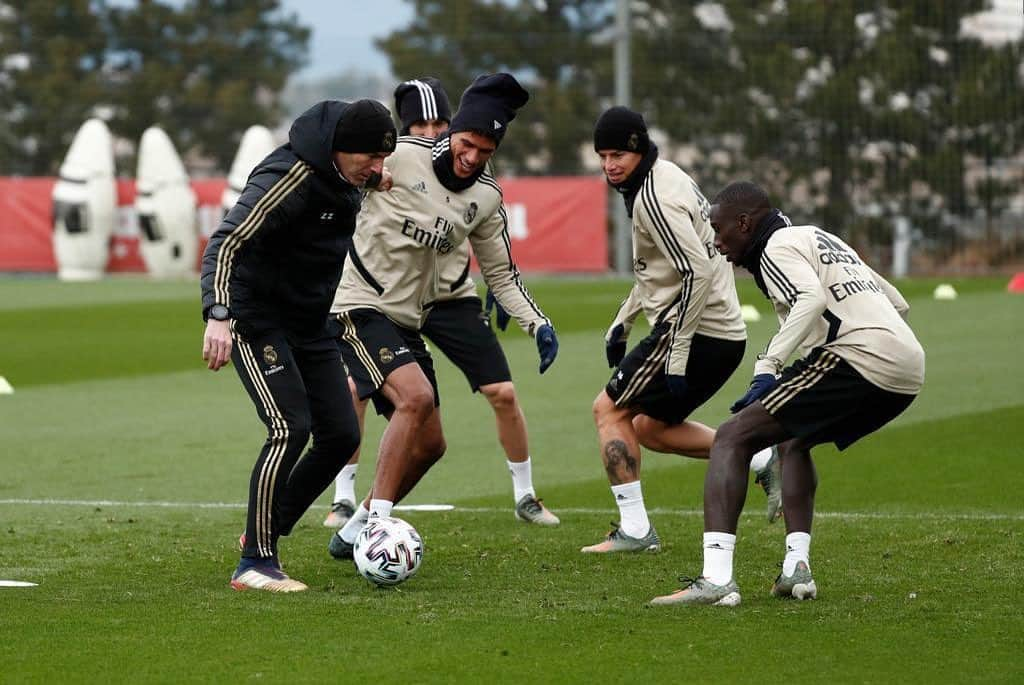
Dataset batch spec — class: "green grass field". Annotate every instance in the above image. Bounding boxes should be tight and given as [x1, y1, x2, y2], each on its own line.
[1, 275, 1022, 683]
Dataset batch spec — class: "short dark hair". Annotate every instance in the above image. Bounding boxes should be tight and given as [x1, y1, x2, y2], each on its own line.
[713, 181, 770, 212]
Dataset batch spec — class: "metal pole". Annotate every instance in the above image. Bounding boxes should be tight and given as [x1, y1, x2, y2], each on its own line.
[612, 0, 632, 275]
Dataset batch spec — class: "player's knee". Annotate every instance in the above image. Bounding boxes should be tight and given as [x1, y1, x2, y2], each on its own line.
[393, 385, 435, 422]
[592, 391, 616, 426]
[481, 382, 517, 413]
[712, 417, 757, 457]
[272, 413, 311, 449]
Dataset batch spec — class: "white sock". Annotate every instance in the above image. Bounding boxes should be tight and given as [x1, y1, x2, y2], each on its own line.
[702, 532, 736, 585]
[333, 464, 358, 504]
[749, 447, 773, 472]
[369, 498, 393, 519]
[610, 481, 650, 538]
[338, 503, 369, 543]
[783, 531, 811, 576]
[507, 457, 535, 503]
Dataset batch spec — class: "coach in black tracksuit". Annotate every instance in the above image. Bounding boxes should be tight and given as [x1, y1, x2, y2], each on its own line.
[200, 99, 396, 592]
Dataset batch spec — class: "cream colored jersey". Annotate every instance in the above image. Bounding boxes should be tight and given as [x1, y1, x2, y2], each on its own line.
[606, 159, 745, 376]
[435, 245, 477, 301]
[754, 225, 924, 394]
[332, 135, 548, 333]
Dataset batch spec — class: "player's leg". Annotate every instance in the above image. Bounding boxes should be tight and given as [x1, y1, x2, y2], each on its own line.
[580, 390, 661, 553]
[771, 436, 818, 600]
[325, 376, 365, 527]
[423, 297, 558, 524]
[276, 333, 361, 536]
[228, 328, 313, 592]
[582, 324, 678, 553]
[390, 403, 447, 503]
[649, 403, 788, 606]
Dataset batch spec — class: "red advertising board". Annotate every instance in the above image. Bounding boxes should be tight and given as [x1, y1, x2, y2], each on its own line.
[0, 175, 608, 273]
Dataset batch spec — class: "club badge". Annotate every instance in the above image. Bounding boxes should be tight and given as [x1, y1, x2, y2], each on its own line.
[627, 132, 639, 151]
[263, 345, 278, 365]
[464, 202, 478, 224]
[379, 347, 395, 364]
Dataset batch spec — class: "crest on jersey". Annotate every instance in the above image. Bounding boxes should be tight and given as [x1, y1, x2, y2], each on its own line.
[464, 202, 478, 224]
[263, 345, 278, 365]
[627, 133, 639, 151]
[379, 347, 395, 364]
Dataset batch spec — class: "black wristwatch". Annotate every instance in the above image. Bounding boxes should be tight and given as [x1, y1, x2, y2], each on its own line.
[208, 304, 230, 321]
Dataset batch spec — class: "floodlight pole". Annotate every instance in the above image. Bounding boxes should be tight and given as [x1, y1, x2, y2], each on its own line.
[612, 0, 632, 275]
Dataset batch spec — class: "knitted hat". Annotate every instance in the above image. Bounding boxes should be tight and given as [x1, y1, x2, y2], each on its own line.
[593, 106, 650, 154]
[394, 78, 452, 135]
[448, 73, 529, 146]
[332, 99, 396, 153]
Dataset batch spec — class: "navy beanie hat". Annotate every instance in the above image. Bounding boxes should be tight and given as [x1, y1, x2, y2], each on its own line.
[448, 73, 529, 146]
[332, 99, 397, 153]
[593, 106, 650, 154]
[394, 78, 452, 135]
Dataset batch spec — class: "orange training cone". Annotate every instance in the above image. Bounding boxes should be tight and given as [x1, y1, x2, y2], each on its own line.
[1008, 273, 1024, 293]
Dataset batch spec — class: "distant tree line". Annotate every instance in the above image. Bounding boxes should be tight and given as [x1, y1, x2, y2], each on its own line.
[381, 0, 1024, 252]
[0, 0, 308, 175]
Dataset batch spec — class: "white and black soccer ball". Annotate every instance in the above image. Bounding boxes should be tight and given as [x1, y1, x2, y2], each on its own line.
[353, 516, 423, 587]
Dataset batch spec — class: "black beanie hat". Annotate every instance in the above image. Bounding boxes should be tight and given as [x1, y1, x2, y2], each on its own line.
[593, 106, 650, 154]
[332, 99, 397, 153]
[448, 73, 529, 146]
[394, 78, 452, 135]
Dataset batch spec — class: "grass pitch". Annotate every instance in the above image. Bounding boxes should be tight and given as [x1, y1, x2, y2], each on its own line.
[0, 274, 1022, 683]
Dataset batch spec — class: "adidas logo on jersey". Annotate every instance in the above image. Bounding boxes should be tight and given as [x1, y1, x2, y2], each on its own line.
[411, 180, 427, 193]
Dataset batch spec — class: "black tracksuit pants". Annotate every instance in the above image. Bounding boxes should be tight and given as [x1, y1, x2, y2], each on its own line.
[231, 326, 360, 560]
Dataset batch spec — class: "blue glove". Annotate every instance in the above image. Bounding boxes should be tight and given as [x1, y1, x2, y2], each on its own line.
[730, 374, 778, 413]
[606, 324, 627, 368]
[484, 289, 511, 331]
[536, 324, 559, 374]
[665, 373, 688, 398]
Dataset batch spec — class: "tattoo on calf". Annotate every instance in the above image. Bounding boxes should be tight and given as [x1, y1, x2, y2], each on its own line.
[603, 439, 638, 480]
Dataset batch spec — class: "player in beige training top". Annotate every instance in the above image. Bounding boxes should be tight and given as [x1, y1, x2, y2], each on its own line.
[327, 73, 559, 560]
[582, 107, 779, 555]
[651, 181, 924, 607]
[324, 77, 559, 529]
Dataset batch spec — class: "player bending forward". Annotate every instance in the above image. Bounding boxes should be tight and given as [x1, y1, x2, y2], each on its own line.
[651, 181, 924, 606]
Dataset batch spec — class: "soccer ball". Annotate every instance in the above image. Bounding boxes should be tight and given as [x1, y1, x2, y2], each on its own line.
[353, 516, 423, 587]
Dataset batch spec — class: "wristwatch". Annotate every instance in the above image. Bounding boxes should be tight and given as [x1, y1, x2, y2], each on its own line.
[208, 304, 230, 321]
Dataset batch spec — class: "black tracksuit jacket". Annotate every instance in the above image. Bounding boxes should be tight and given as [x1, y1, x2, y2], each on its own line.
[200, 101, 362, 338]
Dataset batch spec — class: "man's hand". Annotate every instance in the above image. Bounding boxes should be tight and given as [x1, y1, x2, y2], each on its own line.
[665, 374, 688, 398]
[364, 168, 393, 192]
[730, 373, 778, 413]
[484, 289, 511, 331]
[536, 324, 559, 374]
[202, 319, 233, 371]
[605, 323, 627, 368]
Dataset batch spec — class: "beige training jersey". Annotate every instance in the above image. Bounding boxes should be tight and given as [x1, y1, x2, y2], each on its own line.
[755, 225, 924, 394]
[607, 159, 746, 376]
[435, 245, 477, 301]
[332, 135, 549, 333]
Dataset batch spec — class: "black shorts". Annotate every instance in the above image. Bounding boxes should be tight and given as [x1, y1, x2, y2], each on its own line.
[333, 308, 439, 416]
[607, 324, 746, 424]
[760, 347, 917, 451]
[420, 296, 512, 391]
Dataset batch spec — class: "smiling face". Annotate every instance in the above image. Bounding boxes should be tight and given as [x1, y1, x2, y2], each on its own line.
[710, 202, 754, 263]
[332, 150, 390, 186]
[449, 131, 497, 178]
[596, 149, 643, 185]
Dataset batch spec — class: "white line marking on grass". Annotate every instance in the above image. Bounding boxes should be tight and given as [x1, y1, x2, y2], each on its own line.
[0, 580, 37, 587]
[0, 498, 1021, 521]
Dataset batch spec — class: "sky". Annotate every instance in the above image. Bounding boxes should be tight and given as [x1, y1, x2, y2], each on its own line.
[282, 0, 414, 81]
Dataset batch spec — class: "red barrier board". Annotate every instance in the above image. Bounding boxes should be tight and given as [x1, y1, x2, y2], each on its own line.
[0, 176, 607, 273]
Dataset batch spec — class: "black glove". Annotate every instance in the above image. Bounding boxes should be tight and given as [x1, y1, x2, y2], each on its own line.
[605, 324, 627, 368]
[536, 324, 559, 374]
[484, 289, 511, 331]
[665, 373, 688, 398]
[730, 374, 778, 413]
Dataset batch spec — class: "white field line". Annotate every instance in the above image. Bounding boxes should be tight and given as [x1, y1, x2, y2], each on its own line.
[0, 498, 1021, 522]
